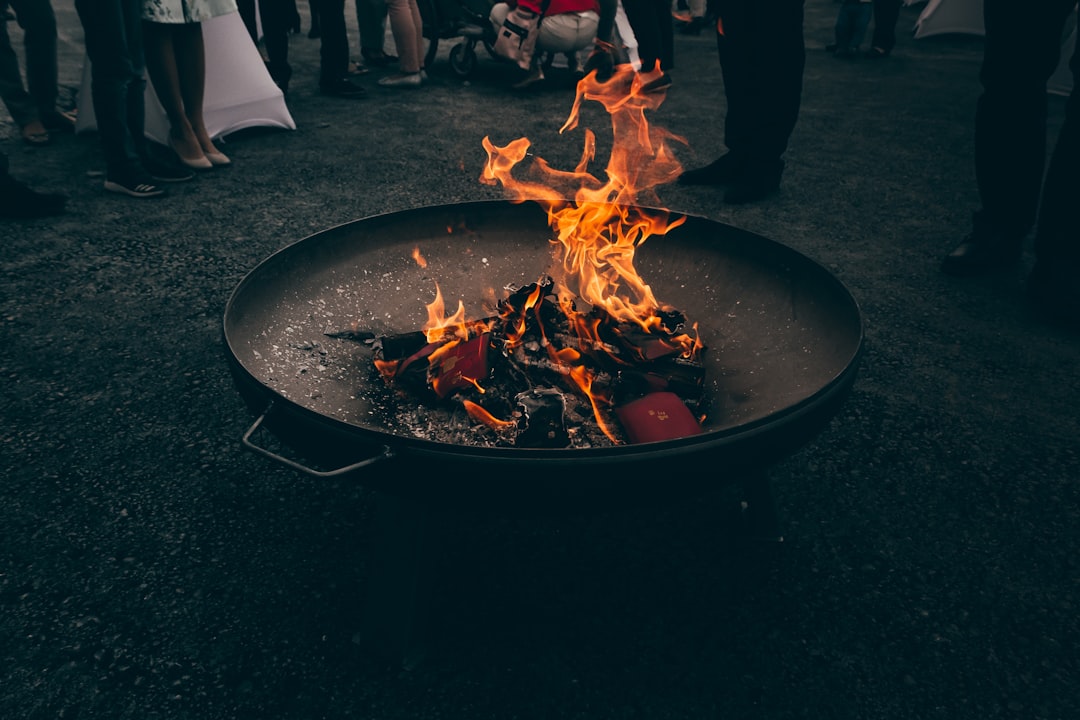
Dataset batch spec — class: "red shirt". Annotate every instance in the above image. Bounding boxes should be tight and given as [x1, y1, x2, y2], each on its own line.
[516, 0, 599, 16]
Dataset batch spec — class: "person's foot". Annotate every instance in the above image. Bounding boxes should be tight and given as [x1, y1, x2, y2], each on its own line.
[143, 155, 195, 183]
[1026, 261, 1080, 330]
[724, 172, 782, 204]
[0, 176, 67, 218]
[21, 119, 50, 146]
[321, 77, 368, 98]
[361, 48, 397, 67]
[864, 46, 889, 59]
[941, 217, 1024, 276]
[169, 135, 213, 170]
[511, 66, 544, 90]
[678, 154, 745, 186]
[377, 72, 422, 88]
[104, 170, 166, 199]
[41, 109, 77, 132]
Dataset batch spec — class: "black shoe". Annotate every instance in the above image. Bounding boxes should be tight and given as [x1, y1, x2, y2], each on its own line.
[941, 216, 1023, 276]
[0, 176, 67, 218]
[724, 174, 782, 204]
[320, 77, 368, 98]
[864, 47, 889, 59]
[143, 156, 195, 183]
[104, 171, 165, 198]
[678, 154, 745, 186]
[1026, 262, 1080, 329]
[361, 48, 397, 67]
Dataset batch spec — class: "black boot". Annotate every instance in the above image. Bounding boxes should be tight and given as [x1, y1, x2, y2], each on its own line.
[678, 153, 745, 186]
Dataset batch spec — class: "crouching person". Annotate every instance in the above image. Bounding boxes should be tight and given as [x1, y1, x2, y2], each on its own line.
[490, 0, 602, 87]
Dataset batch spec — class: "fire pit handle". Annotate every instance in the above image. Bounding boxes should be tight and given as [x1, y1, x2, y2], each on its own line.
[242, 406, 395, 478]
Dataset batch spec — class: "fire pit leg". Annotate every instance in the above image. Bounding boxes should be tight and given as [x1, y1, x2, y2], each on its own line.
[738, 471, 784, 543]
[355, 492, 440, 669]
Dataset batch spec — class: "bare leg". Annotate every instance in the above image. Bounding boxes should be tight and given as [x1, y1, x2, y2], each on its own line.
[172, 23, 221, 156]
[142, 20, 206, 164]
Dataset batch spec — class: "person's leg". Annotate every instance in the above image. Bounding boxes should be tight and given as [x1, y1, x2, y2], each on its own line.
[720, 0, 804, 164]
[834, 3, 853, 54]
[318, 0, 349, 86]
[10, 0, 60, 123]
[975, 1, 1073, 240]
[869, 0, 902, 55]
[357, 0, 393, 63]
[850, 2, 872, 51]
[942, 0, 1076, 274]
[0, 3, 38, 130]
[142, 20, 204, 164]
[171, 21, 225, 161]
[1032, 11, 1080, 273]
[259, 0, 293, 91]
[379, 0, 422, 81]
[687, 0, 803, 201]
[75, 0, 144, 178]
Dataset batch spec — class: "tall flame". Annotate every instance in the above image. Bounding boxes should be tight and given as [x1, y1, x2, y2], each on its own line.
[481, 65, 688, 327]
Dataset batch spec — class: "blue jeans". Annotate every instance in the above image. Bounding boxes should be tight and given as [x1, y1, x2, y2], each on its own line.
[73, 0, 148, 178]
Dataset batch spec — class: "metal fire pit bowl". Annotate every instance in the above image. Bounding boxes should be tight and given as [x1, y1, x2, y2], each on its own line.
[224, 200, 863, 507]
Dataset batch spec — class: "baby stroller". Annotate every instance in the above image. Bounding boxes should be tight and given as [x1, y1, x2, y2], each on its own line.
[419, 0, 501, 78]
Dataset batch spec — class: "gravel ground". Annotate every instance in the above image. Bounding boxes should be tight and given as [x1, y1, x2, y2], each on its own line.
[2, 2, 1078, 720]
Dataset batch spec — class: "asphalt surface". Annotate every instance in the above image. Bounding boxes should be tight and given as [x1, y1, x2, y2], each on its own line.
[2, 2, 1079, 719]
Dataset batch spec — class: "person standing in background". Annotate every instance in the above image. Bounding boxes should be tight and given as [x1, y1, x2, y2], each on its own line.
[237, 0, 297, 93]
[678, 0, 806, 204]
[0, 0, 73, 146]
[377, 0, 424, 86]
[620, 0, 673, 89]
[74, 0, 194, 198]
[865, 0, 902, 58]
[316, 0, 369, 96]
[828, 0, 872, 58]
[141, 0, 238, 170]
[940, 0, 1078, 327]
[356, 0, 396, 67]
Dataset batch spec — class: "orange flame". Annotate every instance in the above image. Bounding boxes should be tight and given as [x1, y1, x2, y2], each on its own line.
[481, 64, 689, 330]
[462, 400, 517, 431]
[476, 67, 698, 442]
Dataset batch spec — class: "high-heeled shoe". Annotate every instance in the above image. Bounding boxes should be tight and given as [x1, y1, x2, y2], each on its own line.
[169, 136, 212, 170]
[203, 149, 231, 166]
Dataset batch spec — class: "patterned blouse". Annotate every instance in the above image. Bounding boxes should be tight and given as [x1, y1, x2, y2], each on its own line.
[143, 0, 238, 23]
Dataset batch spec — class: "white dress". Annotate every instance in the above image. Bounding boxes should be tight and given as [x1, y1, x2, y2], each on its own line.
[142, 0, 239, 23]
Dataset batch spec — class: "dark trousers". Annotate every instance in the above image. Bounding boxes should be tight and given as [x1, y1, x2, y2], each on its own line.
[314, 0, 350, 86]
[713, 0, 805, 165]
[0, 0, 59, 127]
[237, 0, 295, 83]
[869, 0, 902, 54]
[977, 0, 1078, 264]
[74, 0, 147, 178]
[621, 0, 674, 72]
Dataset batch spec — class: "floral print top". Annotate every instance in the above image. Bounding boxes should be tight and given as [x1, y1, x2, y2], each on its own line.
[142, 0, 239, 23]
